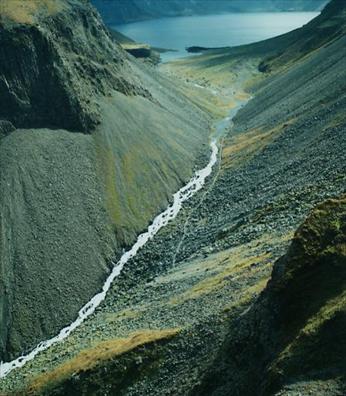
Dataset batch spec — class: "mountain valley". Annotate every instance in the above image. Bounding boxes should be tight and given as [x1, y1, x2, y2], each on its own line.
[0, 0, 345, 395]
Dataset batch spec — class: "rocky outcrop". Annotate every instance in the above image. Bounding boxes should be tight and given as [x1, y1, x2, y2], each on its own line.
[108, 28, 160, 64]
[0, 0, 149, 132]
[263, 195, 346, 394]
[192, 195, 346, 396]
[0, 120, 15, 139]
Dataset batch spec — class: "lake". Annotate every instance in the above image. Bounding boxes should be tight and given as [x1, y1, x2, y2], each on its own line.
[114, 12, 319, 62]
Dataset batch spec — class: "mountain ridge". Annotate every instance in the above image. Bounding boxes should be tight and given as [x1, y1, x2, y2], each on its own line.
[92, 0, 328, 25]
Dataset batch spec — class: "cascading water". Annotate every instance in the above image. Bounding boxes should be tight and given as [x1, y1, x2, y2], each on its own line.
[0, 97, 249, 379]
[0, 140, 219, 379]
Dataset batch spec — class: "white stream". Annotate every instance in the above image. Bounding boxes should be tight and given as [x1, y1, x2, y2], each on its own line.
[0, 139, 220, 379]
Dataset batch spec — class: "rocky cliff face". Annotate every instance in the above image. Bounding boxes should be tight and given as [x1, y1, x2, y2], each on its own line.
[0, 0, 148, 132]
[0, 0, 210, 361]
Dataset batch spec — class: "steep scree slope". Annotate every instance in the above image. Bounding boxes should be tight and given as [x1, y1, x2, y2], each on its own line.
[0, 0, 210, 361]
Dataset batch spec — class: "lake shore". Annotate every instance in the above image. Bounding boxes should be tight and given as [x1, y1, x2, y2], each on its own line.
[114, 12, 319, 62]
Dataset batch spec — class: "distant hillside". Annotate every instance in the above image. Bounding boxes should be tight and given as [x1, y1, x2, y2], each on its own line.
[172, 0, 345, 83]
[92, 0, 328, 25]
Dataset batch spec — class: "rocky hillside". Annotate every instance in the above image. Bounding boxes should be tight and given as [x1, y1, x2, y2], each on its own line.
[0, 0, 148, 131]
[0, 0, 344, 395]
[0, 0, 211, 361]
[0, 0, 345, 394]
[92, 0, 327, 25]
[193, 195, 346, 396]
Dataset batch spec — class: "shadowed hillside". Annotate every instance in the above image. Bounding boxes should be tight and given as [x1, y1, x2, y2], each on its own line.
[193, 195, 346, 395]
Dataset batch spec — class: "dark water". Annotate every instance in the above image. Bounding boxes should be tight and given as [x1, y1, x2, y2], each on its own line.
[114, 12, 318, 62]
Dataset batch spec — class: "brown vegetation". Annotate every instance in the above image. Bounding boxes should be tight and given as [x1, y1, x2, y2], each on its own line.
[27, 328, 180, 394]
[0, 0, 63, 24]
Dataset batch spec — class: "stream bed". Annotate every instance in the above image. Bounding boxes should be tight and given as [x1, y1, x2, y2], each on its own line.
[0, 104, 244, 379]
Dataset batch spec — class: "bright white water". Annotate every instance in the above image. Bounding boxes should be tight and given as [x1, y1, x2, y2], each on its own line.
[0, 139, 220, 379]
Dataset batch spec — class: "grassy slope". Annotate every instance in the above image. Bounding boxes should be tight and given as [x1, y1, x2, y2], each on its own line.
[0, 0, 64, 24]
[175, 3, 346, 393]
[94, 86, 209, 244]
[27, 329, 180, 395]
